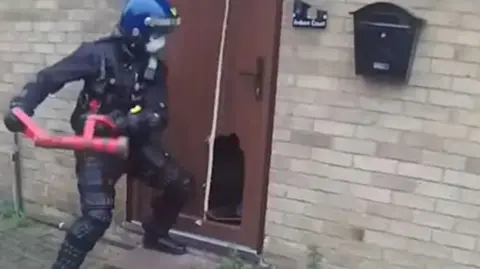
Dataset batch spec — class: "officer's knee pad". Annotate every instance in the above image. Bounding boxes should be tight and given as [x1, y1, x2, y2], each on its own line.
[180, 174, 193, 190]
[72, 209, 112, 242]
[86, 208, 113, 229]
[179, 174, 194, 197]
[66, 209, 112, 253]
[164, 174, 193, 199]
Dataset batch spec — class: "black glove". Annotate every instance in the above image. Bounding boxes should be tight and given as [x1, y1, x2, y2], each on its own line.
[76, 111, 126, 136]
[3, 97, 33, 133]
[108, 110, 130, 134]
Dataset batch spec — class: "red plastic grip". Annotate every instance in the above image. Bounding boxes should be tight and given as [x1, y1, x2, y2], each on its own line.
[11, 107, 129, 158]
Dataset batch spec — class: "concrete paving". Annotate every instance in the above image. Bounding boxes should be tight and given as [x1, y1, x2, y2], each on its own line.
[0, 219, 225, 269]
[107, 246, 220, 269]
[0, 220, 127, 269]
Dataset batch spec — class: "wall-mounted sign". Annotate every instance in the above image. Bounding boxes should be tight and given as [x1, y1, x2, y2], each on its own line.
[292, 0, 328, 29]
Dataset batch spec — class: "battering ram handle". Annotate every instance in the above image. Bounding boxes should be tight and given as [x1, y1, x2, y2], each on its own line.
[11, 107, 129, 158]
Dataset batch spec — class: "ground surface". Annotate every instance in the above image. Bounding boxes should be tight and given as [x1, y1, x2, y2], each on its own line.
[0, 219, 223, 269]
[0, 220, 127, 269]
[109, 247, 221, 269]
[0, 180, 221, 269]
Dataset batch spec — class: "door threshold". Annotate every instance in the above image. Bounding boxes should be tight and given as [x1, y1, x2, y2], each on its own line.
[123, 220, 263, 264]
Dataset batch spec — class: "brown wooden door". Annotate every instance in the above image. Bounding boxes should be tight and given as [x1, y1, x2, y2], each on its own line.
[127, 0, 282, 251]
[127, 0, 225, 230]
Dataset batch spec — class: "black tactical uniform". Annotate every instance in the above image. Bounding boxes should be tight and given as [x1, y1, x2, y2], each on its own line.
[4, 36, 193, 269]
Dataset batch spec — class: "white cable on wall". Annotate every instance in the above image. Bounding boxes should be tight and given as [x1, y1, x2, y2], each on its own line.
[200, 0, 231, 223]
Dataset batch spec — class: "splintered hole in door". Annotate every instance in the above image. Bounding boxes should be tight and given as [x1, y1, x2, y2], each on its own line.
[207, 133, 245, 226]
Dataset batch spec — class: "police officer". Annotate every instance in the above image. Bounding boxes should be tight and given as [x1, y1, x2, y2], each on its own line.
[3, 0, 192, 268]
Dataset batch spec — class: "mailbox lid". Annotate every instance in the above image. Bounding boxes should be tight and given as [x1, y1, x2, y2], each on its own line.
[350, 2, 423, 29]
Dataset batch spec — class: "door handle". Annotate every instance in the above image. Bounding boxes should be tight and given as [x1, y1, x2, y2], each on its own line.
[239, 57, 264, 101]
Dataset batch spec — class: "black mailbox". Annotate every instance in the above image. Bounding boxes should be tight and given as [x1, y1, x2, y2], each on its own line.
[350, 2, 424, 81]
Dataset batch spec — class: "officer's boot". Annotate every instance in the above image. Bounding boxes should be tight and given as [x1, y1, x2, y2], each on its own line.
[142, 190, 188, 255]
[142, 217, 187, 255]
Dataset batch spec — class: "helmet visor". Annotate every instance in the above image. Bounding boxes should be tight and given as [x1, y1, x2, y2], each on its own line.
[145, 16, 181, 37]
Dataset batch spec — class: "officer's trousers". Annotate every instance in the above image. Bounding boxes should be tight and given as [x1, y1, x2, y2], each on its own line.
[50, 149, 192, 269]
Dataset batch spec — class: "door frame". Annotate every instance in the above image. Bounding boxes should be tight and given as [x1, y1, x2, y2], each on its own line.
[126, 0, 283, 253]
[241, 0, 283, 253]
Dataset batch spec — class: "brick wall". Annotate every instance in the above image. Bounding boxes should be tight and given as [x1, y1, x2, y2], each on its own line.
[265, 0, 480, 268]
[0, 0, 125, 218]
[3, 0, 480, 268]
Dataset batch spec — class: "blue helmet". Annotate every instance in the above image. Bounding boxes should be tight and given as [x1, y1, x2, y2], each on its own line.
[119, 0, 180, 41]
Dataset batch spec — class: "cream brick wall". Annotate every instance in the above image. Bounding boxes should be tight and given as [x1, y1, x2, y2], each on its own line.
[0, 0, 126, 219]
[264, 0, 480, 268]
[3, 0, 480, 267]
